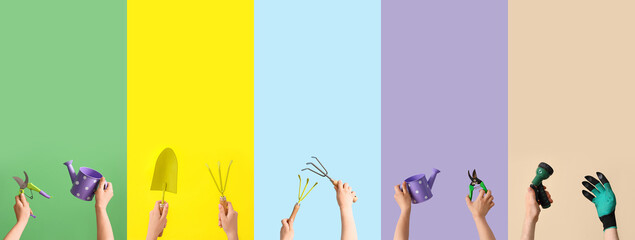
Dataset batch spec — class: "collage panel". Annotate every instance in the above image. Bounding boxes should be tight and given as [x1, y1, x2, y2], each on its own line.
[1, 0, 634, 239]
[381, 0, 508, 239]
[509, 0, 635, 239]
[254, 0, 381, 239]
[127, 0, 254, 239]
[0, 0, 127, 238]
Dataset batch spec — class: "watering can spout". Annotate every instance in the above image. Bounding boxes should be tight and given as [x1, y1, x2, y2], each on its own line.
[427, 168, 441, 189]
[64, 160, 76, 184]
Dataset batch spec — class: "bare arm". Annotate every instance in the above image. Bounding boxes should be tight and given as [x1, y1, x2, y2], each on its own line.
[393, 182, 411, 240]
[3, 221, 27, 240]
[95, 177, 114, 240]
[336, 180, 357, 240]
[4, 194, 31, 240]
[604, 228, 619, 240]
[466, 190, 496, 240]
[521, 187, 552, 240]
[520, 215, 537, 240]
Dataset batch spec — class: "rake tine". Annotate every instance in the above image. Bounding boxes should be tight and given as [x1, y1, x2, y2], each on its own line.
[310, 156, 328, 175]
[301, 167, 326, 177]
[306, 162, 328, 176]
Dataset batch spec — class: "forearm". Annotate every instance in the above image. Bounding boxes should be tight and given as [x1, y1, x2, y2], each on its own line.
[393, 210, 410, 240]
[96, 207, 114, 240]
[520, 216, 537, 240]
[604, 228, 619, 240]
[473, 216, 495, 240]
[340, 206, 357, 240]
[3, 221, 27, 240]
[226, 231, 239, 240]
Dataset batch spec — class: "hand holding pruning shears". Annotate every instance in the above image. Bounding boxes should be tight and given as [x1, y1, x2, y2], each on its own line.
[468, 169, 488, 201]
[12, 171, 51, 218]
[14, 194, 33, 223]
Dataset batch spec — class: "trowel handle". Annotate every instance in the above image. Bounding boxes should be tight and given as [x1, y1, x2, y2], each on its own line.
[331, 180, 358, 203]
[220, 198, 229, 216]
[39, 190, 51, 199]
[158, 201, 165, 237]
[289, 203, 300, 222]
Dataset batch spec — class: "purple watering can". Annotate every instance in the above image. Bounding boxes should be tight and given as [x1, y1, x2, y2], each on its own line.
[403, 168, 440, 204]
[64, 160, 106, 201]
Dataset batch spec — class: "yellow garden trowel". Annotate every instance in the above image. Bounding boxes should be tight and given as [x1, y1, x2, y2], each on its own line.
[151, 147, 178, 219]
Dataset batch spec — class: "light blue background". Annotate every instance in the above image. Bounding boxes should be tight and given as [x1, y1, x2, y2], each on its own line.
[255, 0, 381, 239]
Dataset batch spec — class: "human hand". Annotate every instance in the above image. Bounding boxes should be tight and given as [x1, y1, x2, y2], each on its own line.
[525, 186, 552, 223]
[466, 190, 494, 219]
[582, 172, 617, 230]
[14, 194, 32, 224]
[280, 218, 294, 240]
[95, 177, 113, 210]
[219, 202, 238, 240]
[146, 201, 168, 240]
[394, 182, 411, 213]
[335, 180, 356, 210]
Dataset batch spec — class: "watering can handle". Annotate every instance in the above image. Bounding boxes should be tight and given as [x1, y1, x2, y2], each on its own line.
[330, 180, 358, 203]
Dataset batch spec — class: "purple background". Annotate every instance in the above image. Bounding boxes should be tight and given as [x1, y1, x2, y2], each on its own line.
[381, 0, 507, 239]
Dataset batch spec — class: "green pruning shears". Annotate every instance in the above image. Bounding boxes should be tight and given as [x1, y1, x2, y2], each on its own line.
[13, 171, 52, 219]
[468, 169, 488, 200]
[582, 172, 617, 231]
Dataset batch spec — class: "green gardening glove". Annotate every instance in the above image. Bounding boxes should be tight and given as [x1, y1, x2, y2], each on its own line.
[581, 172, 616, 231]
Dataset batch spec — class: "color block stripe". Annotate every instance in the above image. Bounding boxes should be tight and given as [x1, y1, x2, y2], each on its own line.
[508, 1, 635, 239]
[254, 1, 381, 239]
[381, 1, 508, 239]
[127, 0, 253, 239]
[0, 0, 126, 238]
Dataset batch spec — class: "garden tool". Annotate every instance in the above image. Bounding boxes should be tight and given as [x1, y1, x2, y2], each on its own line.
[402, 168, 440, 204]
[289, 175, 317, 222]
[206, 160, 233, 217]
[151, 148, 178, 212]
[468, 169, 488, 200]
[13, 171, 51, 218]
[64, 160, 107, 201]
[530, 162, 553, 209]
[302, 156, 358, 202]
[582, 172, 617, 231]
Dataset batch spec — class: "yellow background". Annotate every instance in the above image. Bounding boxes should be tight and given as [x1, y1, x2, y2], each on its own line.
[127, 0, 254, 239]
[509, 0, 635, 239]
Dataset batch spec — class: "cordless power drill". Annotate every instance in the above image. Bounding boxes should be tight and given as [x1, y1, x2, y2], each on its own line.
[530, 162, 553, 209]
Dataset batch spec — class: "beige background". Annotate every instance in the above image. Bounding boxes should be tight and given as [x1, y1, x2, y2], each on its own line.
[509, 0, 635, 239]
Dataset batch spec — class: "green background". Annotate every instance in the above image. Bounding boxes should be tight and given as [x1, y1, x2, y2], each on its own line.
[0, 0, 126, 239]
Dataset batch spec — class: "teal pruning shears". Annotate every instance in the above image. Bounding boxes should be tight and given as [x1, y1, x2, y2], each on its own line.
[468, 169, 488, 200]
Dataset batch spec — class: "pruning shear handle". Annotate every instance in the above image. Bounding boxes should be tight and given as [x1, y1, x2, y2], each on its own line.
[468, 169, 488, 200]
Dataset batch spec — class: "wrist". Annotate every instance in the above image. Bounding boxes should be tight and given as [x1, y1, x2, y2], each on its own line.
[400, 207, 411, 215]
[226, 231, 239, 240]
[600, 212, 617, 231]
[146, 233, 158, 240]
[472, 215, 486, 222]
[95, 205, 107, 213]
[15, 219, 28, 227]
[340, 205, 353, 213]
[525, 212, 538, 223]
